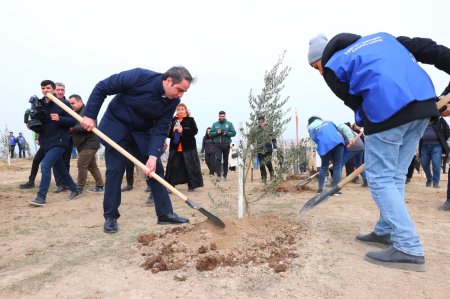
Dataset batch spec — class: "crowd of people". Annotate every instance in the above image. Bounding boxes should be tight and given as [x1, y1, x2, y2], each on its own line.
[11, 31, 450, 273]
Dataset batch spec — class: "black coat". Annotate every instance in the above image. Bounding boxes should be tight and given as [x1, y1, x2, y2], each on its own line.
[419, 117, 450, 155]
[201, 135, 215, 154]
[71, 104, 100, 151]
[165, 116, 203, 189]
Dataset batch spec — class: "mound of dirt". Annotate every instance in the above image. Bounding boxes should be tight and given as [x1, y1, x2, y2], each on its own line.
[137, 215, 308, 274]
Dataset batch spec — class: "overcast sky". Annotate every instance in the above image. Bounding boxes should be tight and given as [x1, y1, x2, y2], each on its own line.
[1, 0, 449, 151]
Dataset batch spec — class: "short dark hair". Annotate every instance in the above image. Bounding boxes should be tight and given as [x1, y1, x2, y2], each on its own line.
[163, 66, 193, 84]
[69, 94, 82, 101]
[41, 80, 56, 89]
[219, 111, 226, 115]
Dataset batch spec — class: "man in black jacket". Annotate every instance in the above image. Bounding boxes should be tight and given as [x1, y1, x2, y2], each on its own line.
[308, 32, 450, 271]
[29, 80, 82, 206]
[68, 94, 104, 193]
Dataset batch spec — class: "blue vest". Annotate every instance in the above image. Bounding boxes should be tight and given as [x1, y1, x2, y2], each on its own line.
[326, 32, 436, 123]
[309, 121, 344, 156]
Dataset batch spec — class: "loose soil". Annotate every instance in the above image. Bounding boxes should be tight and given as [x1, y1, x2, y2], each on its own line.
[0, 159, 449, 298]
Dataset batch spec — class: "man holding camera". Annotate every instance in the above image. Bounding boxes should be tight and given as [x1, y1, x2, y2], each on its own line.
[210, 111, 236, 181]
[29, 80, 82, 206]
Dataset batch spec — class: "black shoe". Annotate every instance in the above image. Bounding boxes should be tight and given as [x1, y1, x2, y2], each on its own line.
[439, 201, 450, 211]
[29, 196, 46, 207]
[365, 246, 425, 272]
[20, 181, 35, 189]
[67, 189, 82, 201]
[144, 186, 152, 193]
[426, 180, 432, 187]
[87, 186, 104, 193]
[104, 218, 118, 234]
[54, 185, 69, 193]
[121, 185, 133, 192]
[146, 193, 155, 206]
[157, 213, 189, 225]
[433, 183, 440, 189]
[361, 179, 368, 187]
[188, 188, 194, 192]
[356, 232, 392, 246]
[317, 189, 323, 194]
[405, 177, 411, 184]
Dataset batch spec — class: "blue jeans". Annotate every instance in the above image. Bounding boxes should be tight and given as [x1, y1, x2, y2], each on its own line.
[420, 144, 442, 185]
[38, 147, 78, 199]
[365, 118, 428, 256]
[318, 144, 344, 190]
[341, 149, 366, 180]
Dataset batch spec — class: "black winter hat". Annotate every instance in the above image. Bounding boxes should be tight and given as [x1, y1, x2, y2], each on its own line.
[307, 115, 322, 125]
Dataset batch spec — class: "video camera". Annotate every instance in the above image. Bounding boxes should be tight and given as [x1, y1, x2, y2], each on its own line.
[24, 95, 45, 133]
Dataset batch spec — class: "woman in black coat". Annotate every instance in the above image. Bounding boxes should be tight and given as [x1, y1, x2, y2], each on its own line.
[201, 127, 216, 176]
[165, 103, 204, 191]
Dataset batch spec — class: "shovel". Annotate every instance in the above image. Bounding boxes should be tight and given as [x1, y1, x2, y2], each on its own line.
[300, 164, 364, 214]
[300, 93, 450, 215]
[47, 94, 225, 228]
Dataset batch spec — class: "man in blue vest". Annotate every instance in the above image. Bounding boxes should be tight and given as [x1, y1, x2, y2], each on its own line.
[307, 116, 344, 194]
[16, 132, 26, 158]
[308, 32, 450, 272]
[80, 67, 193, 234]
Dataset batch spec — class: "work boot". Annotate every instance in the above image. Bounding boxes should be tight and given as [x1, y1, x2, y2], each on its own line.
[439, 201, 450, 211]
[54, 185, 69, 193]
[121, 185, 133, 192]
[20, 181, 35, 189]
[365, 246, 425, 272]
[29, 196, 46, 207]
[104, 218, 118, 234]
[356, 231, 392, 246]
[67, 189, 83, 201]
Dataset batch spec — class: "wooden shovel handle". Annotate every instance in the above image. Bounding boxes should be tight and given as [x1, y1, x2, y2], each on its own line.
[46, 93, 189, 202]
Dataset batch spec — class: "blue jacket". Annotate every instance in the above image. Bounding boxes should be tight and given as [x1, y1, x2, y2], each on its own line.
[321, 33, 450, 134]
[16, 136, 26, 147]
[39, 97, 76, 151]
[308, 120, 344, 156]
[84, 68, 180, 157]
[326, 33, 435, 124]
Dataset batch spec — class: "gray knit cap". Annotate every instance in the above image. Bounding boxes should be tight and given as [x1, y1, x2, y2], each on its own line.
[308, 34, 328, 64]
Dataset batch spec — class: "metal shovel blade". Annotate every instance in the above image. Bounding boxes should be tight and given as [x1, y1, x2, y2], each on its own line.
[185, 198, 225, 228]
[299, 186, 339, 215]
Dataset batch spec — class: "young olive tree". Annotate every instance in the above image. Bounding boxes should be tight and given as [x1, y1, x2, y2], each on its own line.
[239, 51, 299, 214]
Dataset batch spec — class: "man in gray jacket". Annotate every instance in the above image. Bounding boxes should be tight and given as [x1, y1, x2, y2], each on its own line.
[68, 94, 104, 193]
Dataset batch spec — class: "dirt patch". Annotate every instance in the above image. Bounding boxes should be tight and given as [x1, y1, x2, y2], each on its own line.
[137, 215, 307, 273]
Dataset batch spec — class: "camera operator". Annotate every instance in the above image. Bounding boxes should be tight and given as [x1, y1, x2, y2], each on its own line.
[29, 80, 82, 207]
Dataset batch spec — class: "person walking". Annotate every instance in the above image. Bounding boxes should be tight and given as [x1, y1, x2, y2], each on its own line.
[29, 80, 81, 206]
[418, 117, 450, 188]
[165, 103, 203, 192]
[308, 32, 450, 271]
[228, 143, 238, 172]
[68, 94, 105, 193]
[210, 111, 236, 181]
[80, 67, 193, 233]
[201, 127, 216, 176]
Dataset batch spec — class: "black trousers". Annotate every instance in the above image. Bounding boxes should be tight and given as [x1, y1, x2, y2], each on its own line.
[214, 143, 230, 178]
[29, 146, 45, 182]
[103, 135, 172, 219]
[258, 152, 274, 179]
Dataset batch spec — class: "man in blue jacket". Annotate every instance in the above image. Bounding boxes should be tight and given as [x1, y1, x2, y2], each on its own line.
[29, 80, 82, 207]
[308, 32, 450, 272]
[81, 67, 193, 234]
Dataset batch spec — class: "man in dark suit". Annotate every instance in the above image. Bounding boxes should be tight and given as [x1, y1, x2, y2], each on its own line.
[81, 67, 193, 233]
